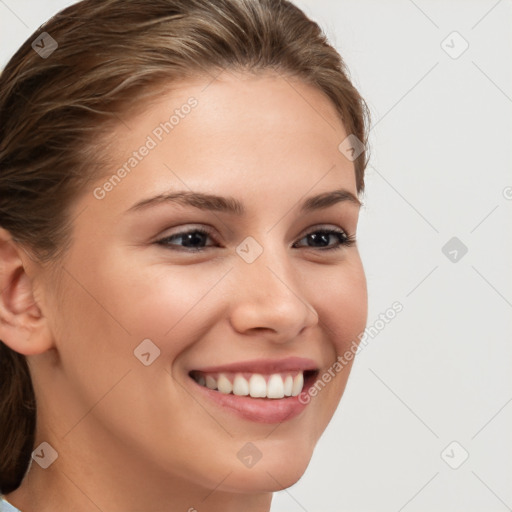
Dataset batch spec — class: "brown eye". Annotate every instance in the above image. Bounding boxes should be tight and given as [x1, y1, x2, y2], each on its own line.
[293, 228, 355, 251]
[156, 227, 217, 252]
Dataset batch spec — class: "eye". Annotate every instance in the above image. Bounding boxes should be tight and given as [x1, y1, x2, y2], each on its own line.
[155, 225, 355, 253]
[292, 227, 356, 251]
[156, 226, 216, 252]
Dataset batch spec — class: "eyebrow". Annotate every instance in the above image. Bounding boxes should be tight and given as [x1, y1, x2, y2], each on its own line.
[127, 188, 361, 215]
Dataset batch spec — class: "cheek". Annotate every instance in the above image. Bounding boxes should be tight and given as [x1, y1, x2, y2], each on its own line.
[95, 258, 233, 363]
[304, 257, 367, 425]
[309, 256, 368, 356]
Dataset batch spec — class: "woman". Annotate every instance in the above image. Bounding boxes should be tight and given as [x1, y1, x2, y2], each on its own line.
[0, 0, 370, 510]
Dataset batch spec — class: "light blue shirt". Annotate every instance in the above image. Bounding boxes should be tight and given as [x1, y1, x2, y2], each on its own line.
[0, 497, 21, 512]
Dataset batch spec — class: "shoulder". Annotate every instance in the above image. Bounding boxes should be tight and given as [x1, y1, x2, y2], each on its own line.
[0, 497, 21, 512]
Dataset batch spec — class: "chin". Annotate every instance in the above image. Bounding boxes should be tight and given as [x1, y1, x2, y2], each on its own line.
[215, 443, 314, 493]
[224, 465, 311, 494]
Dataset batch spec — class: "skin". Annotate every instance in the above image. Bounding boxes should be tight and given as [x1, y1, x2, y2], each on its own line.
[0, 71, 367, 512]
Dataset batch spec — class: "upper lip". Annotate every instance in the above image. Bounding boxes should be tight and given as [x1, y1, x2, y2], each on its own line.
[191, 356, 319, 374]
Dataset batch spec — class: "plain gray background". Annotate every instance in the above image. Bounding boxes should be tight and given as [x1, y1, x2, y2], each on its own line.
[1, 1, 511, 511]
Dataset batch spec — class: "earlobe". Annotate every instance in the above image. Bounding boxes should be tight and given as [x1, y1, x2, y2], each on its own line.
[0, 227, 54, 355]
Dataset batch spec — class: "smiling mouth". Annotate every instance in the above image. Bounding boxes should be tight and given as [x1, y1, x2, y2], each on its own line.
[189, 369, 318, 399]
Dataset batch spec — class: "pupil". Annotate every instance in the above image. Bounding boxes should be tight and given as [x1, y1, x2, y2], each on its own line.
[309, 232, 329, 247]
[184, 232, 205, 247]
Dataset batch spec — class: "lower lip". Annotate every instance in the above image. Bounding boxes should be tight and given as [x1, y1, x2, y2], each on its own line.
[190, 377, 314, 424]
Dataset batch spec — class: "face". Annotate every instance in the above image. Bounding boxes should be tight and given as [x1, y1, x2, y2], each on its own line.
[34, 71, 367, 495]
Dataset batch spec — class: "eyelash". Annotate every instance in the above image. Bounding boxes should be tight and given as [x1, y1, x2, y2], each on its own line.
[155, 226, 356, 253]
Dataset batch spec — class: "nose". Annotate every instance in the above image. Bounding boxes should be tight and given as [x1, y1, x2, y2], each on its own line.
[228, 246, 319, 343]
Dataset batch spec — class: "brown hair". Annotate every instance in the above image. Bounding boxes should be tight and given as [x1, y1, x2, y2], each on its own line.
[0, 0, 370, 492]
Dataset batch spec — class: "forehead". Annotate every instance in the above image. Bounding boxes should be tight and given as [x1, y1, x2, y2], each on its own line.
[87, 71, 357, 216]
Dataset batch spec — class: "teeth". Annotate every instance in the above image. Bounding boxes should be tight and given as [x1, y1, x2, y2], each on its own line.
[284, 375, 293, 396]
[217, 374, 232, 394]
[233, 374, 249, 396]
[194, 371, 306, 399]
[291, 373, 304, 396]
[267, 374, 285, 398]
[249, 374, 267, 397]
[205, 375, 217, 390]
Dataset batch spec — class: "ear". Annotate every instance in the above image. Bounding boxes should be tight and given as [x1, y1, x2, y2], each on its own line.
[0, 227, 54, 355]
